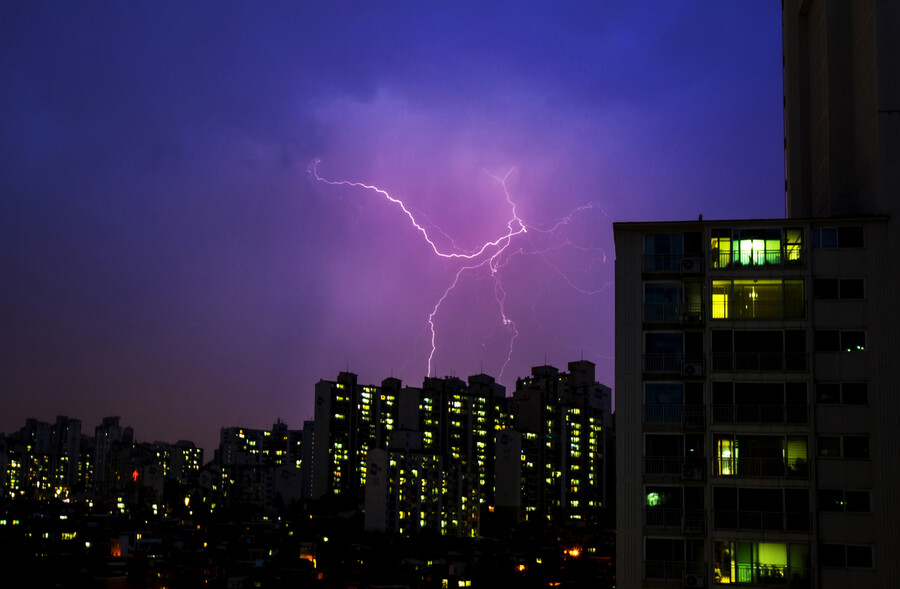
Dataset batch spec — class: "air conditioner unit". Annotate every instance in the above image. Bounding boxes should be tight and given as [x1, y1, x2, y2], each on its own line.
[682, 362, 703, 377]
[682, 464, 704, 481]
[683, 574, 705, 587]
[681, 257, 702, 273]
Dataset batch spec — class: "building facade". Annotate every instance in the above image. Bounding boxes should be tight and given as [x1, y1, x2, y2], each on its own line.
[615, 2, 899, 586]
[614, 217, 893, 587]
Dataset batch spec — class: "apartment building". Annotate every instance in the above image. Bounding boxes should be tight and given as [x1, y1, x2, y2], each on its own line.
[513, 361, 612, 526]
[615, 217, 892, 587]
[615, 2, 899, 585]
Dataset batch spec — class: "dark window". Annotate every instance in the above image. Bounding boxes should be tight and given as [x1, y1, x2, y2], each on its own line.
[813, 278, 839, 299]
[645, 537, 684, 562]
[845, 491, 871, 512]
[785, 330, 806, 353]
[683, 231, 702, 255]
[839, 279, 865, 299]
[841, 331, 866, 352]
[818, 489, 844, 512]
[816, 383, 841, 403]
[818, 490, 870, 512]
[842, 383, 868, 405]
[846, 545, 873, 568]
[838, 226, 865, 248]
[712, 382, 733, 404]
[813, 226, 864, 248]
[813, 228, 838, 248]
[815, 330, 840, 352]
[818, 437, 840, 457]
[785, 382, 806, 404]
[843, 436, 870, 459]
[820, 544, 846, 567]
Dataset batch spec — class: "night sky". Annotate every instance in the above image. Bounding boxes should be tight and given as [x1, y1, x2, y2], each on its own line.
[1, 2, 784, 455]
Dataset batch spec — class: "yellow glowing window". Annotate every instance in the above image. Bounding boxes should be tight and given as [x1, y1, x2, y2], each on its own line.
[711, 236, 732, 268]
[712, 281, 730, 319]
[717, 438, 735, 476]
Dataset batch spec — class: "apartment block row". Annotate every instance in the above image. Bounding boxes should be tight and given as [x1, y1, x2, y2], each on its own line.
[1, 361, 613, 538]
[0, 416, 202, 511]
[312, 362, 613, 537]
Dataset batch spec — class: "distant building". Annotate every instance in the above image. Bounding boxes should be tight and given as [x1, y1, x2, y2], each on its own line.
[317, 364, 611, 538]
[216, 420, 303, 511]
[513, 361, 612, 526]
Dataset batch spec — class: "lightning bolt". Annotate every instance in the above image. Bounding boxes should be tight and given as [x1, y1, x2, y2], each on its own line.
[310, 159, 606, 381]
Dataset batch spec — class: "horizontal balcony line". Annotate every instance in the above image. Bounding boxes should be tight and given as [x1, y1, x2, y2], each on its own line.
[714, 457, 809, 479]
[712, 404, 809, 425]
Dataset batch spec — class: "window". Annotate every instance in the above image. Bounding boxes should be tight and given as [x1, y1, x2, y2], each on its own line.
[644, 233, 683, 271]
[711, 381, 807, 424]
[814, 330, 866, 352]
[713, 487, 809, 531]
[843, 436, 870, 458]
[813, 226, 864, 248]
[813, 278, 865, 299]
[816, 382, 868, 405]
[711, 227, 803, 268]
[643, 281, 701, 321]
[644, 538, 684, 579]
[820, 544, 873, 568]
[714, 434, 808, 477]
[714, 541, 809, 584]
[711, 279, 804, 319]
[710, 329, 807, 372]
[818, 489, 870, 512]
[818, 435, 870, 459]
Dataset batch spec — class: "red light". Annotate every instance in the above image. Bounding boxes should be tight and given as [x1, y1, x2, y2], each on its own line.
[132, 470, 139, 482]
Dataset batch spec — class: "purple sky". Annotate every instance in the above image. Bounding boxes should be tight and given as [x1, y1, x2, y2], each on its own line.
[1, 2, 784, 455]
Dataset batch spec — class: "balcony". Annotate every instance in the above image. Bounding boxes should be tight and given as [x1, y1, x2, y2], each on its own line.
[712, 405, 809, 425]
[645, 507, 707, 533]
[644, 457, 706, 480]
[713, 510, 811, 532]
[644, 405, 706, 428]
[711, 247, 805, 269]
[729, 564, 810, 586]
[643, 354, 705, 376]
[714, 457, 809, 479]
[711, 300, 806, 321]
[644, 560, 705, 582]
[643, 303, 704, 324]
[711, 353, 807, 372]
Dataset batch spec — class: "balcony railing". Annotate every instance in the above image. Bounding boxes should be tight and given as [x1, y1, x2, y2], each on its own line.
[711, 353, 807, 372]
[644, 405, 706, 428]
[714, 457, 809, 479]
[643, 354, 705, 375]
[711, 248, 805, 269]
[645, 508, 707, 533]
[731, 563, 810, 586]
[644, 560, 705, 581]
[711, 404, 809, 425]
[713, 510, 811, 532]
[643, 254, 683, 272]
[644, 457, 706, 479]
[643, 303, 704, 323]
[710, 300, 806, 320]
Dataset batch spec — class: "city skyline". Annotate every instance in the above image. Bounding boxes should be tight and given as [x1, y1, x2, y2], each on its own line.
[1, 3, 784, 455]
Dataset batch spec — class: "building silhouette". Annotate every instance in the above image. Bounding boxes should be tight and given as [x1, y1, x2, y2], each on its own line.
[615, 1, 899, 586]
